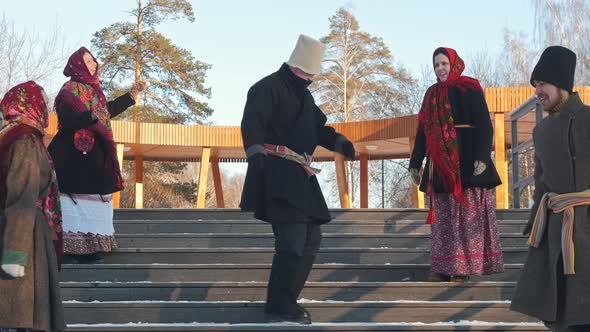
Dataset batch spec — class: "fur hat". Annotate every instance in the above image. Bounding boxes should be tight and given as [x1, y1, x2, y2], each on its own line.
[286, 34, 326, 75]
[530, 46, 577, 93]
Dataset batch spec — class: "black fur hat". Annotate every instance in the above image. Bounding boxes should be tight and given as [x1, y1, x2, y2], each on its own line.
[530, 46, 577, 93]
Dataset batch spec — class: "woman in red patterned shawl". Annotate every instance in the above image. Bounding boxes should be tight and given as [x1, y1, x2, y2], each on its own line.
[0, 81, 65, 332]
[48, 47, 146, 264]
[409, 47, 504, 282]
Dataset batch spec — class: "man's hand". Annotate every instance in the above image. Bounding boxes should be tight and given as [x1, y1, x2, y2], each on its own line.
[335, 138, 355, 160]
[1, 264, 24, 278]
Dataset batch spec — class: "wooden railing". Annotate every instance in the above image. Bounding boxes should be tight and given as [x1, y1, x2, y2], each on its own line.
[508, 96, 542, 208]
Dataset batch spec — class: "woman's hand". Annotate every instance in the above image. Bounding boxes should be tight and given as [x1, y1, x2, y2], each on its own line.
[1, 264, 24, 278]
[409, 168, 420, 185]
[473, 160, 487, 176]
[129, 81, 148, 99]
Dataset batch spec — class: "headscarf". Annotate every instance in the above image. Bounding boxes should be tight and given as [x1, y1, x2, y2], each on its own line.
[1, 80, 49, 133]
[54, 47, 124, 191]
[0, 81, 63, 266]
[63, 46, 104, 98]
[418, 47, 483, 224]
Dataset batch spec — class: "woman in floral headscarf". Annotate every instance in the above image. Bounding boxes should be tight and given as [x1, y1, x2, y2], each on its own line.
[409, 47, 504, 282]
[48, 47, 145, 264]
[0, 81, 65, 332]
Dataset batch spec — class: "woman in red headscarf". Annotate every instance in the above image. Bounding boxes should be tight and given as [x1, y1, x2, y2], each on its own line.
[0, 81, 65, 332]
[48, 47, 146, 264]
[409, 47, 504, 282]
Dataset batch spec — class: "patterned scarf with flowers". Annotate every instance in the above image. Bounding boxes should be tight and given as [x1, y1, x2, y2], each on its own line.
[419, 47, 483, 224]
[0, 81, 63, 266]
[54, 47, 124, 191]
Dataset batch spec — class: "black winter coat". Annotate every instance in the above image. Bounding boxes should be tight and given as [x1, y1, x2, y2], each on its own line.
[511, 94, 590, 329]
[409, 86, 501, 193]
[48, 93, 135, 195]
[240, 63, 345, 224]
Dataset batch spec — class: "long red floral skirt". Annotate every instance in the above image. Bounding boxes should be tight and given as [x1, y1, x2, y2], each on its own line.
[430, 187, 504, 276]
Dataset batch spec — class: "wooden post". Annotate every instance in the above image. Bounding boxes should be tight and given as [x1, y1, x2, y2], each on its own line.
[112, 144, 125, 208]
[494, 113, 509, 208]
[196, 147, 211, 208]
[211, 157, 225, 208]
[135, 155, 143, 209]
[133, 121, 142, 205]
[360, 153, 368, 208]
[335, 153, 351, 208]
[408, 136, 425, 208]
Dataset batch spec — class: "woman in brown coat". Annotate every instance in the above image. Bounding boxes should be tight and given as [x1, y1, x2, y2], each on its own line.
[0, 81, 65, 332]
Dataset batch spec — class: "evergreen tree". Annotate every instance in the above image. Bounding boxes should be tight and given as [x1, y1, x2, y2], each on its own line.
[92, 0, 212, 124]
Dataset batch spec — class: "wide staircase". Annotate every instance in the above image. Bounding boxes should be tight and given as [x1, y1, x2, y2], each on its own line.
[62, 209, 547, 331]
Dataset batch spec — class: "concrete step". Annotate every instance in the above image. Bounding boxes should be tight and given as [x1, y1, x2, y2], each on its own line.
[101, 247, 527, 265]
[63, 301, 536, 324]
[66, 324, 548, 332]
[114, 233, 528, 249]
[60, 281, 517, 302]
[113, 220, 527, 235]
[113, 209, 530, 222]
[60, 264, 523, 282]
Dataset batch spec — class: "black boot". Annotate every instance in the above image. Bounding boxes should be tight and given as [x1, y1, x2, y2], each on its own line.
[62, 254, 80, 264]
[292, 255, 315, 318]
[77, 253, 105, 264]
[264, 254, 311, 324]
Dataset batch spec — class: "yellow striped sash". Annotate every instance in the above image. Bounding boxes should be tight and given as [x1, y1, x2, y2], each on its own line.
[528, 190, 590, 275]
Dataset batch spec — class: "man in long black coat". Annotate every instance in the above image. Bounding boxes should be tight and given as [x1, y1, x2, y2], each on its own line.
[240, 34, 355, 324]
[510, 46, 590, 332]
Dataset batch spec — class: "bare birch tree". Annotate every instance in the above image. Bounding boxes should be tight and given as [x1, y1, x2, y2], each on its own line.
[532, 0, 590, 84]
[0, 15, 67, 97]
[312, 7, 415, 207]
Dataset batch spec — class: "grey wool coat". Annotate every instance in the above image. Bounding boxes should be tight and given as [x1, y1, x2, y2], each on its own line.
[510, 93, 590, 330]
[0, 134, 65, 332]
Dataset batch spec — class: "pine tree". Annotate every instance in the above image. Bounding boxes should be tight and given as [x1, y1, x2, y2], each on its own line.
[92, 0, 212, 124]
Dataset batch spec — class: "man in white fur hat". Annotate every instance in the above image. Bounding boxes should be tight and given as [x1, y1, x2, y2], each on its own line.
[240, 34, 355, 324]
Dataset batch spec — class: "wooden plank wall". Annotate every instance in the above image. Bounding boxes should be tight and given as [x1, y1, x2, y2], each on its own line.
[42, 86, 590, 150]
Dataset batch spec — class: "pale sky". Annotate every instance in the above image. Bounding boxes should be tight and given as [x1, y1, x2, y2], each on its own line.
[3, 0, 536, 126]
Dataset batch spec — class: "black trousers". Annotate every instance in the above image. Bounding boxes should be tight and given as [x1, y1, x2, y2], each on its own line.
[265, 223, 322, 314]
[271, 223, 322, 256]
